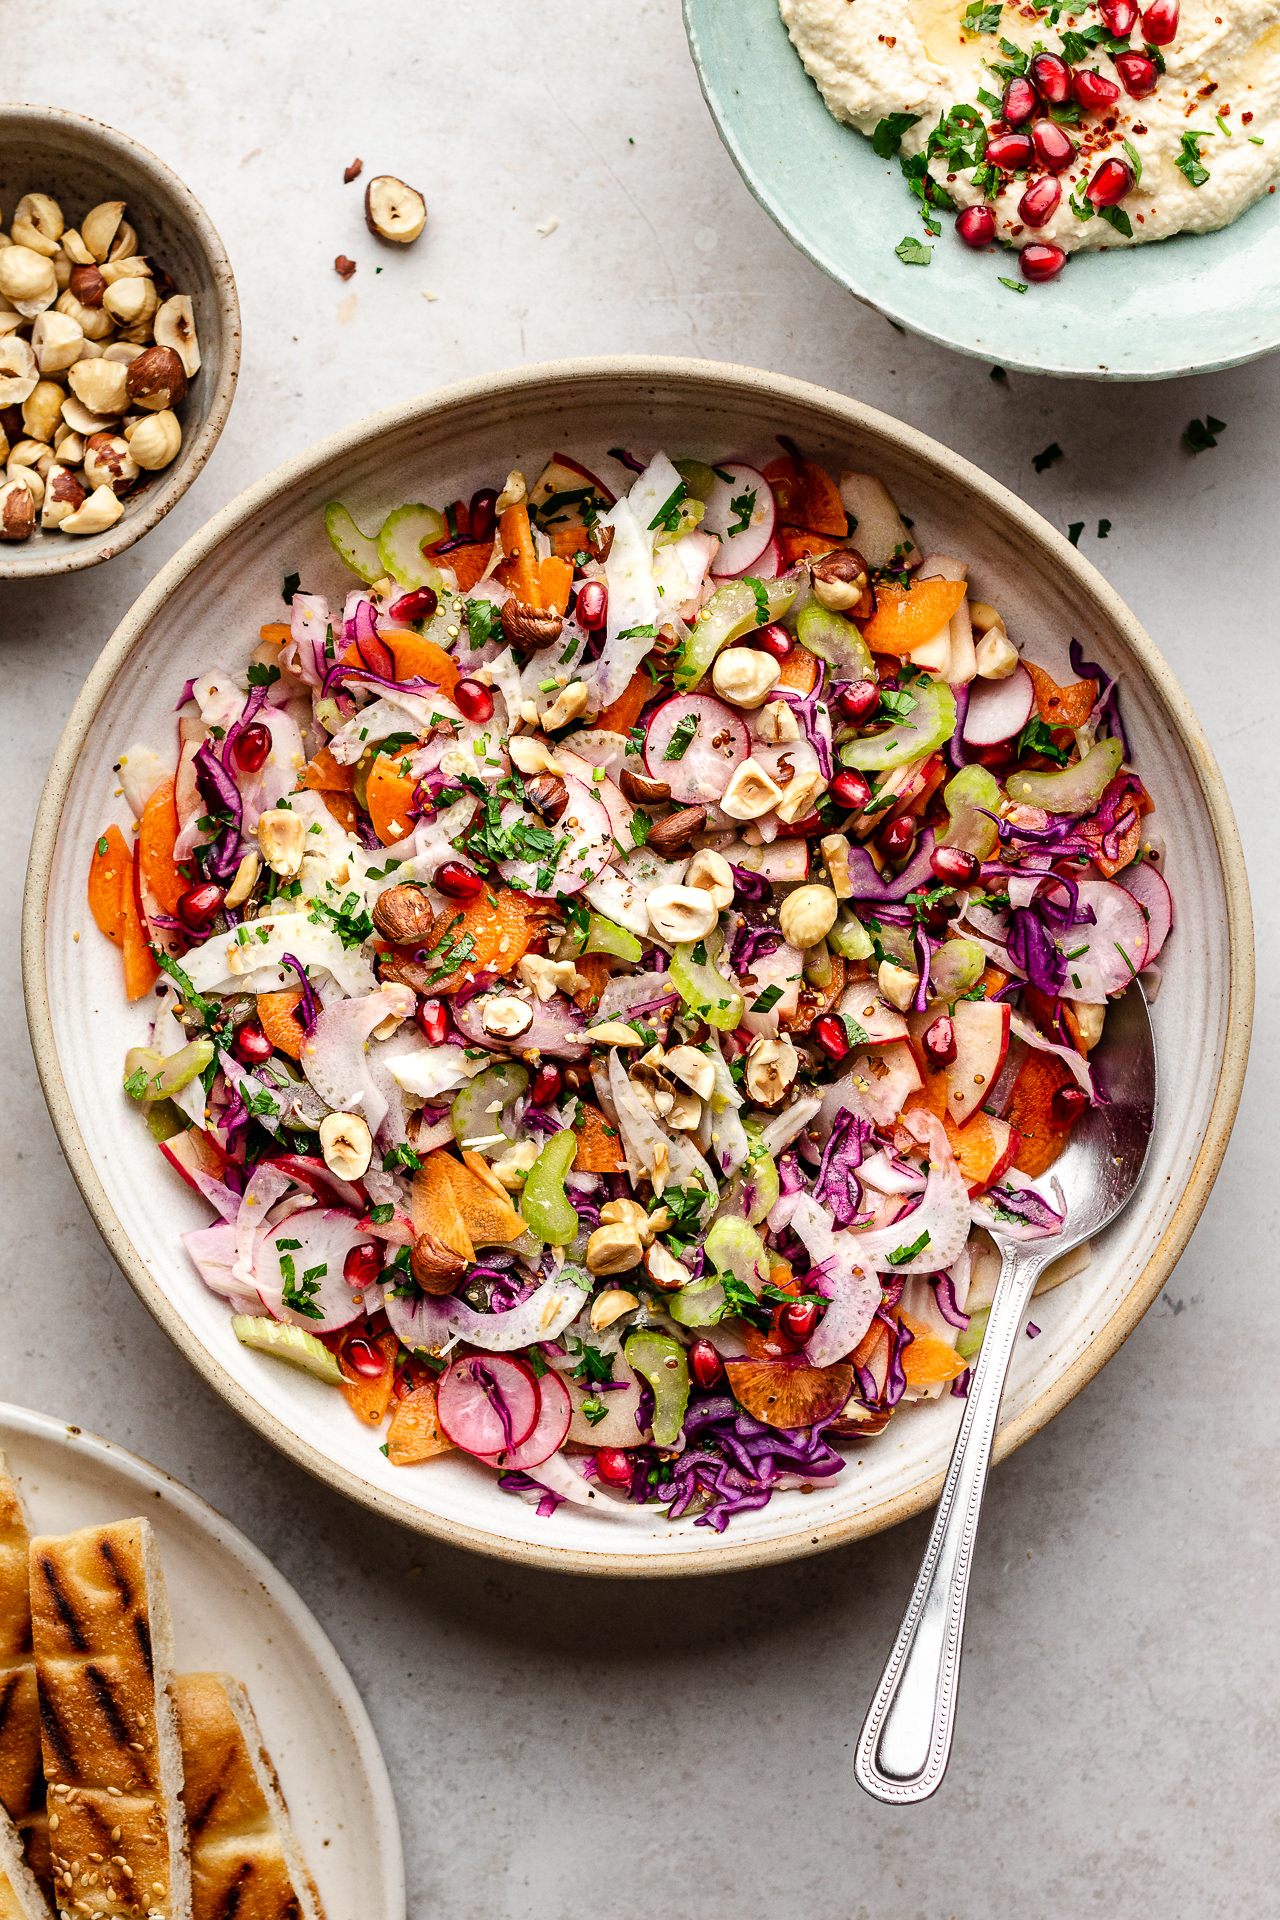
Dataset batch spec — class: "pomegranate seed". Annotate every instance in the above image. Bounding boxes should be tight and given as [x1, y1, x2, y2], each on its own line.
[1142, 0, 1178, 39]
[831, 768, 873, 811]
[930, 844, 979, 885]
[1051, 1083, 1090, 1124]
[689, 1339, 725, 1390]
[1114, 50, 1158, 95]
[814, 1014, 849, 1062]
[878, 815, 915, 860]
[416, 997, 448, 1045]
[1031, 120, 1076, 171]
[453, 677, 495, 723]
[780, 1299, 820, 1343]
[344, 1335, 388, 1378]
[234, 1021, 273, 1066]
[1020, 241, 1069, 281]
[789, 811, 826, 837]
[1030, 51, 1072, 102]
[434, 861, 485, 902]
[1088, 157, 1135, 206]
[752, 622, 793, 660]
[1002, 76, 1038, 125]
[344, 1242, 383, 1290]
[1073, 68, 1121, 109]
[530, 1063, 564, 1106]
[833, 679, 880, 721]
[923, 1014, 958, 1070]
[1099, 0, 1139, 30]
[595, 1448, 633, 1487]
[956, 204, 996, 249]
[985, 129, 1035, 170]
[469, 487, 499, 543]
[390, 586, 439, 625]
[233, 722, 271, 773]
[177, 882, 225, 931]
[1019, 175, 1062, 228]
[575, 580, 608, 629]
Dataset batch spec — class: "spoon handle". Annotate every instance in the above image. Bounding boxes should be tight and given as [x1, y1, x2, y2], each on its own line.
[854, 1241, 1046, 1804]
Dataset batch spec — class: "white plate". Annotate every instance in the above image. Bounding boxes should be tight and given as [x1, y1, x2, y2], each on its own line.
[0, 1403, 404, 1920]
[22, 358, 1252, 1577]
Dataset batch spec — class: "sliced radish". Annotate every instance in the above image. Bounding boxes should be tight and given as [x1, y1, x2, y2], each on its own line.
[702, 463, 775, 577]
[497, 777, 613, 896]
[255, 1209, 377, 1331]
[962, 664, 1035, 746]
[1056, 880, 1149, 1001]
[1115, 860, 1172, 963]
[182, 1221, 242, 1298]
[644, 693, 748, 804]
[748, 535, 781, 580]
[720, 837, 810, 885]
[437, 1355, 541, 1457]
[555, 728, 632, 783]
[263, 1152, 365, 1213]
[475, 1368, 572, 1469]
[554, 748, 634, 844]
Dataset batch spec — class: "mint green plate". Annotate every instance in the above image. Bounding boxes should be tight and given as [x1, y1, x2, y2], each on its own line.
[684, 0, 1280, 381]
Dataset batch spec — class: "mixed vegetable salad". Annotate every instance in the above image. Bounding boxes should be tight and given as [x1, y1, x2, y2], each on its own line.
[87, 440, 1171, 1530]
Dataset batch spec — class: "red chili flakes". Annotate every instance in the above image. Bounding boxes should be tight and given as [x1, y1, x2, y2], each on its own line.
[344, 158, 364, 183]
[1243, 110, 1254, 123]
[335, 255, 357, 280]
[1198, 81, 1218, 95]
[1133, 122, 1148, 133]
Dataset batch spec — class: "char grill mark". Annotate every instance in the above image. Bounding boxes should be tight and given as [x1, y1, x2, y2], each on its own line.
[134, 1611, 154, 1681]
[36, 1555, 90, 1651]
[97, 1536, 136, 1614]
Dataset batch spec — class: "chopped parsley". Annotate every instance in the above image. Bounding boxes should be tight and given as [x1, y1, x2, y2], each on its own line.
[150, 949, 219, 1028]
[872, 112, 919, 159]
[727, 489, 758, 537]
[1184, 414, 1226, 454]
[1015, 714, 1071, 766]
[748, 578, 770, 627]
[895, 234, 932, 266]
[961, 1, 1002, 32]
[571, 1344, 615, 1386]
[96, 836, 109, 856]
[369, 1202, 395, 1225]
[382, 1144, 421, 1172]
[1067, 521, 1085, 546]
[465, 599, 501, 649]
[279, 1251, 325, 1320]
[1032, 443, 1063, 474]
[648, 480, 689, 534]
[888, 1230, 931, 1265]
[999, 277, 1028, 294]
[629, 811, 652, 847]
[308, 894, 375, 949]
[1175, 130, 1212, 188]
[246, 661, 281, 689]
[282, 572, 301, 603]
[841, 1013, 871, 1049]
[877, 687, 919, 725]
[663, 712, 700, 761]
[751, 984, 783, 1014]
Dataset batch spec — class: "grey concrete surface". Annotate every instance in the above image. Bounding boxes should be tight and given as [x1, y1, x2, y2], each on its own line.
[2, 4, 1276, 1915]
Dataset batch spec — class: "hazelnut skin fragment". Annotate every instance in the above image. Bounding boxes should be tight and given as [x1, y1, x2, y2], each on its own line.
[335, 255, 357, 281]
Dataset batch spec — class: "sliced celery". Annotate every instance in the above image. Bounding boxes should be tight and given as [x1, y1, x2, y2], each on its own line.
[939, 764, 1001, 858]
[674, 576, 799, 693]
[324, 502, 382, 583]
[451, 1062, 528, 1154]
[1006, 737, 1123, 816]
[669, 928, 744, 1032]
[520, 1130, 580, 1246]
[840, 678, 956, 771]
[232, 1316, 343, 1383]
[795, 600, 875, 678]
[829, 910, 874, 962]
[624, 1330, 690, 1446]
[377, 503, 448, 591]
[929, 939, 986, 1000]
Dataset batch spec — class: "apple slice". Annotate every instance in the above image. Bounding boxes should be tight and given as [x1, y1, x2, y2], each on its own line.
[945, 999, 1011, 1124]
[159, 1125, 227, 1193]
[962, 664, 1035, 745]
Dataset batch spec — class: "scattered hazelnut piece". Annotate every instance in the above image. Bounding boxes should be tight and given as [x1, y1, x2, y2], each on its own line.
[153, 294, 201, 375]
[371, 883, 436, 946]
[57, 482, 123, 536]
[364, 175, 427, 243]
[501, 599, 563, 648]
[67, 358, 129, 417]
[83, 431, 138, 497]
[81, 200, 126, 263]
[344, 158, 364, 184]
[0, 477, 36, 540]
[410, 1229, 466, 1295]
[618, 767, 670, 804]
[124, 408, 181, 470]
[645, 884, 718, 945]
[318, 1111, 373, 1182]
[334, 255, 357, 281]
[810, 546, 870, 612]
[585, 1225, 644, 1276]
[779, 884, 839, 950]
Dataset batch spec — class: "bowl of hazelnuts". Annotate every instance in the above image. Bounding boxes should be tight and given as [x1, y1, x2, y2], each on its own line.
[0, 104, 240, 579]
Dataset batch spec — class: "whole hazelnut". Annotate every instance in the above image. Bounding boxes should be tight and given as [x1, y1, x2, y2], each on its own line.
[0, 478, 36, 541]
[125, 344, 187, 412]
[69, 264, 107, 309]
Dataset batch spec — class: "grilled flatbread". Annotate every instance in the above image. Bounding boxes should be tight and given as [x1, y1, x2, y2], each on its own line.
[0, 1456, 42, 1827]
[174, 1675, 324, 1920]
[0, 1805, 52, 1920]
[29, 1519, 190, 1920]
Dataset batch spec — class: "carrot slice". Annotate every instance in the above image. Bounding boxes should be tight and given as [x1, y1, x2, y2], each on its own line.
[860, 579, 967, 656]
[302, 746, 356, 794]
[123, 846, 159, 1000]
[775, 644, 820, 696]
[572, 954, 611, 1013]
[257, 988, 307, 1061]
[1003, 1049, 1076, 1177]
[411, 1152, 476, 1263]
[138, 776, 187, 916]
[1022, 658, 1098, 730]
[573, 1104, 628, 1174]
[440, 1156, 526, 1247]
[321, 792, 358, 834]
[386, 1383, 454, 1464]
[426, 888, 549, 993]
[538, 556, 574, 615]
[762, 456, 847, 537]
[384, 632, 460, 698]
[365, 754, 420, 845]
[338, 1329, 399, 1424]
[440, 542, 493, 594]
[597, 666, 651, 735]
[896, 1309, 968, 1386]
[88, 825, 132, 949]
[498, 503, 542, 606]
[778, 527, 841, 568]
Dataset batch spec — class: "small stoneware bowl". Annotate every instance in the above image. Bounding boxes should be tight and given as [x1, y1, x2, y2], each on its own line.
[0, 105, 239, 580]
[22, 358, 1253, 1576]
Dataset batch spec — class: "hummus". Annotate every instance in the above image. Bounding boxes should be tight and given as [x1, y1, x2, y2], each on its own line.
[781, 0, 1280, 255]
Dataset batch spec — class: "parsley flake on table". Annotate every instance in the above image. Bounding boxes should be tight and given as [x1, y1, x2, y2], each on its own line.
[1184, 414, 1226, 454]
[998, 277, 1028, 293]
[1032, 443, 1063, 474]
[1067, 521, 1085, 546]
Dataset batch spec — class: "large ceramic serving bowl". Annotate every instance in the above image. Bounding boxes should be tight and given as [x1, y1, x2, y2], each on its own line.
[0, 105, 240, 579]
[22, 357, 1252, 1576]
[683, 0, 1280, 381]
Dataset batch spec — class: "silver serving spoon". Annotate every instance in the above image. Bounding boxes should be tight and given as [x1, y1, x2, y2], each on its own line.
[855, 981, 1157, 1805]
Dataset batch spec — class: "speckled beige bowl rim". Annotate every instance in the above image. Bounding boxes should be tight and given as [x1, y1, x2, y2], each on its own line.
[0, 103, 240, 581]
[21, 355, 1255, 1578]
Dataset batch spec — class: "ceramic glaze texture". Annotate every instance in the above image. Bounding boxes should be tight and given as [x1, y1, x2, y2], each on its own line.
[23, 359, 1251, 1575]
[0, 106, 240, 580]
[684, 0, 1280, 379]
[0, 1404, 404, 1919]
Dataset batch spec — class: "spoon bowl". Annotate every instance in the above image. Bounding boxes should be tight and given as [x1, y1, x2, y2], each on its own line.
[855, 983, 1158, 1803]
